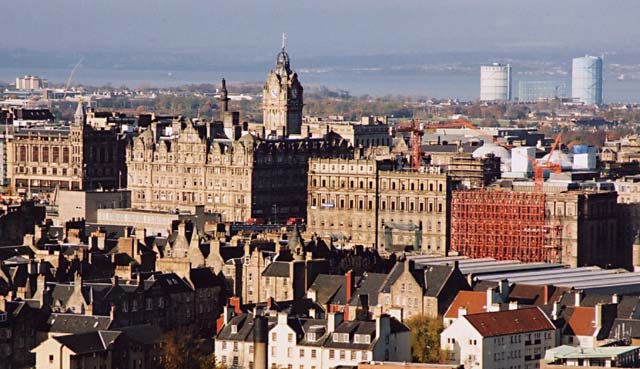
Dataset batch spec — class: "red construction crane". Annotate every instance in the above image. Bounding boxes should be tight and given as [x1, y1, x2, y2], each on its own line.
[533, 132, 563, 192]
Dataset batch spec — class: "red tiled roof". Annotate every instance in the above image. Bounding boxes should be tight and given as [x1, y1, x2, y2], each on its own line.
[565, 306, 597, 336]
[465, 307, 555, 337]
[444, 291, 487, 318]
[509, 284, 570, 306]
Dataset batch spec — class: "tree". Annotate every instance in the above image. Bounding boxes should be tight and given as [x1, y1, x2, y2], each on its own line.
[162, 328, 225, 369]
[405, 315, 448, 363]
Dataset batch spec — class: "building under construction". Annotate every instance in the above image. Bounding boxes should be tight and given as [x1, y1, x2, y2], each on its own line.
[451, 186, 624, 269]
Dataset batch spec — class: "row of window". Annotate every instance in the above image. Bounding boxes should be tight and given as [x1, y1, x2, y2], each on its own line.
[16, 145, 70, 163]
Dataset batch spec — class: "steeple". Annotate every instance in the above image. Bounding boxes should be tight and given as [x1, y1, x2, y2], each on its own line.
[275, 32, 291, 76]
[74, 98, 86, 125]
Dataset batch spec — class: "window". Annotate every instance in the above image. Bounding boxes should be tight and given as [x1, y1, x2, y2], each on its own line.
[311, 349, 317, 358]
[340, 350, 345, 360]
[329, 349, 335, 359]
[271, 332, 277, 342]
[49, 355, 54, 363]
[299, 349, 304, 358]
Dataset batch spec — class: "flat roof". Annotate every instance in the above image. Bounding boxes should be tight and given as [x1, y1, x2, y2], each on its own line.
[546, 345, 639, 359]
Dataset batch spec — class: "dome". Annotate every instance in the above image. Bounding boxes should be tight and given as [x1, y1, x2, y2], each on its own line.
[539, 151, 573, 170]
[275, 48, 291, 75]
[472, 142, 511, 160]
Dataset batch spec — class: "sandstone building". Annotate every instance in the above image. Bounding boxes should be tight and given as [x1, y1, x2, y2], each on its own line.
[127, 48, 352, 222]
[307, 157, 451, 253]
[8, 101, 128, 194]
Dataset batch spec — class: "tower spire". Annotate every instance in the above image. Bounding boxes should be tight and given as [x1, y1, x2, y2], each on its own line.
[74, 97, 86, 125]
[281, 32, 286, 50]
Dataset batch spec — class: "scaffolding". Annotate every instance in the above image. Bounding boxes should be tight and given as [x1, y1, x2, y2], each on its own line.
[451, 190, 561, 263]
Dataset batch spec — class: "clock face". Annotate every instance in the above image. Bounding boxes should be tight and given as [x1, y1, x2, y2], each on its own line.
[291, 88, 298, 99]
[270, 87, 278, 98]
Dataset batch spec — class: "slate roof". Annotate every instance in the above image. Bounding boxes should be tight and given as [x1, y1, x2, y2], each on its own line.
[262, 262, 290, 278]
[309, 274, 347, 306]
[54, 330, 121, 354]
[558, 292, 638, 320]
[464, 307, 555, 337]
[348, 272, 388, 307]
[379, 261, 454, 297]
[46, 313, 112, 334]
[609, 318, 640, 342]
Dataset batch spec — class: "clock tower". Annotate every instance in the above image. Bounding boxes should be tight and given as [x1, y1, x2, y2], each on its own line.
[262, 37, 303, 137]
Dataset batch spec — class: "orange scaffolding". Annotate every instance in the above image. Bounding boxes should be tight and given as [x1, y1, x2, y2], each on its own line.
[451, 190, 560, 263]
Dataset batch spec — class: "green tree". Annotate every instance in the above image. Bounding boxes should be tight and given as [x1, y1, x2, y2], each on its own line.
[162, 328, 224, 369]
[405, 315, 448, 363]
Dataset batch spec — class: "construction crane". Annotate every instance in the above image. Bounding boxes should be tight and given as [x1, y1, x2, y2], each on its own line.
[529, 132, 564, 263]
[533, 132, 563, 191]
[396, 119, 424, 170]
[63, 57, 84, 99]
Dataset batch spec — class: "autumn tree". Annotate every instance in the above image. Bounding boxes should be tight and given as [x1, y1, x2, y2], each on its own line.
[162, 328, 224, 369]
[405, 315, 448, 363]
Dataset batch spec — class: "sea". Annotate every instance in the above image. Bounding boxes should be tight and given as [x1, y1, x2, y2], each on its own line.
[1, 66, 639, 103]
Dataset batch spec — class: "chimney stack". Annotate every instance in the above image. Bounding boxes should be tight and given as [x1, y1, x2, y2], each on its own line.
[253, 315, 269, 369]
[345, 270, 353, 306]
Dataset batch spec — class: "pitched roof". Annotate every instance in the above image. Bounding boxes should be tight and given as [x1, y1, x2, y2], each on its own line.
[509, 284, 569, 306]
[54, 330, 121, 354]
[464, 307, 555, 337]
[46, 313, 112, 334]
[348, 272, 387, 307]
[444, 291, 487, 318]
[309, 274, 347, 306]
[564, 306, 597, 336]
[262, 262, 290, 277]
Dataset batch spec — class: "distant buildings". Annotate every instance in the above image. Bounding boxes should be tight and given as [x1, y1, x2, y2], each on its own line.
[518, 81, 567, 102]
[480, 63, 512, 101]
[572, 55, 603, 105]
[15, 75, 47, 90]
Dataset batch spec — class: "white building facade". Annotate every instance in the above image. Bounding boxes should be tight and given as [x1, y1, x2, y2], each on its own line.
[216, 311, 411, 369]
[441, 307, 557, 369]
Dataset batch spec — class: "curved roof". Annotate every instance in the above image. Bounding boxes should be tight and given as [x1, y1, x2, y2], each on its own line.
[472, 142, 511, 160]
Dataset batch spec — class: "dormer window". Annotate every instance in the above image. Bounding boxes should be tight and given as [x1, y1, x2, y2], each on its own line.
[354, 334, 371, 344]
[332, 333, 349, 343]
[0, 313, 6, 322]
[307, 332, 316, 342]
[231, 325, 238, 334]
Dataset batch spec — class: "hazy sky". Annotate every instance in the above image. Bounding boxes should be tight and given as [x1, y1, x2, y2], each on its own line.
[5, 0, 640, 58]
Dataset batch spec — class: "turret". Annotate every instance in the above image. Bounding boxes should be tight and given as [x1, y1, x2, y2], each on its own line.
[74, 98, 86, 125]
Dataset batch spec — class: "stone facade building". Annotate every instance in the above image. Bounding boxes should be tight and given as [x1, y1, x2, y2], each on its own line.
[307, 157, 451, 253]
[8, 101, 128, 194]
[127, 121, 351, 222]
[127, 46, 352, 222]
